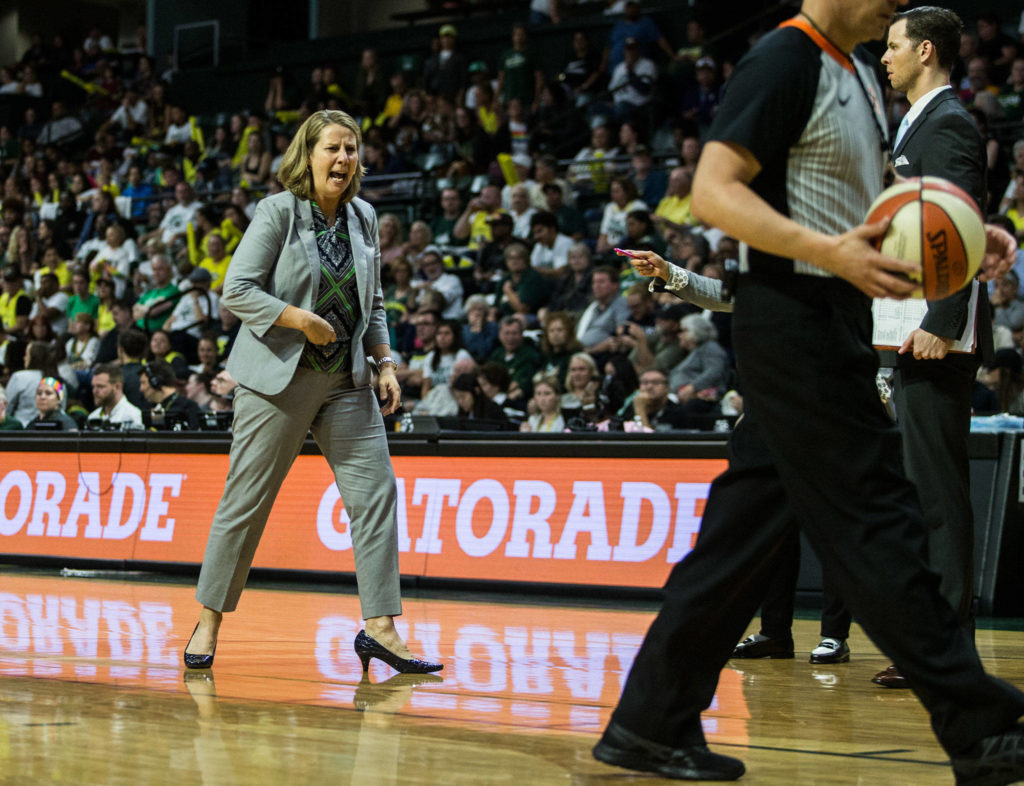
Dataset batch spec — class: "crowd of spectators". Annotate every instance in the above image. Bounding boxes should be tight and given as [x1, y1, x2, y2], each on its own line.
[2, 5, 1024, 433]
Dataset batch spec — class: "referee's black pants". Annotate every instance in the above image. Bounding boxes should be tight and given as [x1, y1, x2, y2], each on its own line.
[610, 274, 1024, 756]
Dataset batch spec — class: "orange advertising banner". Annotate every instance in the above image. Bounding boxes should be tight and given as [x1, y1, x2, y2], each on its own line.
[0, 452, 726, 588]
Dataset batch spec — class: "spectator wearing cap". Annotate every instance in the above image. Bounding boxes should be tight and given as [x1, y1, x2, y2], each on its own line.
[604, 0, 677, 73]
[413, 246, 464, 319]
[977, 348, 1024, 415]
[628, 301, 687, 373]
[680, 56, 720, 131]
[607, 38, 658, 120]
[165, 266, 220, 355]
[424, 25, 468, 105]
[495, 242, 548, 322]
[1, 267, 31, 340]
[530, 211, 574, 275]
[465, 60, 497, 112]
[498, 24, 544, 112]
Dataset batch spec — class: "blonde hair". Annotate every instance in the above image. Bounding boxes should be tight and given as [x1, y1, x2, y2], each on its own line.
[276, 110, 366, 203]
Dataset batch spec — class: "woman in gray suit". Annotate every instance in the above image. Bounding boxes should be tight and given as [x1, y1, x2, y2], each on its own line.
[183, 110, 441, 675]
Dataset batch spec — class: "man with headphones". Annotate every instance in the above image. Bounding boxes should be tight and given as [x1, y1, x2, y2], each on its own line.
[140, 359, 201, 430]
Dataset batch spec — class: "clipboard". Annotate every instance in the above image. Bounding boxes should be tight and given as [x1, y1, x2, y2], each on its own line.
[871, 279, 978, 353]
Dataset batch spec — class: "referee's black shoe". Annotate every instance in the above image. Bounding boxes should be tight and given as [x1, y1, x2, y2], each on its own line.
[952, 723, 1024, 785]
[809, 637, 850, 664]
[731, 633, 794, 659]
[593, 721, 745, 781]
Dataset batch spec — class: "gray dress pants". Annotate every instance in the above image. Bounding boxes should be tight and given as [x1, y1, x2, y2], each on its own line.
[196, 366, 402, 619]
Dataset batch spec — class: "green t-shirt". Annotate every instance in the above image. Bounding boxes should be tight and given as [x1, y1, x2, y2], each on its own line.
[135, 284, 182, 331]
[497, 267, 549, 316]
[500, 47, 539, 104]
[67, 293, 100, 321]
[430, 216, 458, 245]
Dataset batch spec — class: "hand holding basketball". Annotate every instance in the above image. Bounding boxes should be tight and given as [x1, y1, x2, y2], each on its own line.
[865, 177, 985, 300]
[821, 219, 920, 300]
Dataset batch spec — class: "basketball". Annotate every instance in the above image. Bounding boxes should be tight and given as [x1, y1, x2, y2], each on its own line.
[865, 176, 985, 300]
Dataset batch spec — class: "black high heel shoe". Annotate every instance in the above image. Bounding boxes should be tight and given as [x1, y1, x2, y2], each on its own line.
[183, 622, 217, 670]
[354, 630, 443, 674]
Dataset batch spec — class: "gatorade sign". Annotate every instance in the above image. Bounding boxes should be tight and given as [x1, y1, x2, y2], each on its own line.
[0, 453, 725, 588]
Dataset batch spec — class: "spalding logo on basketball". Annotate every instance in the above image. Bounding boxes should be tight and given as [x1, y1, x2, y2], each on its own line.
[865, 176, 985, 300]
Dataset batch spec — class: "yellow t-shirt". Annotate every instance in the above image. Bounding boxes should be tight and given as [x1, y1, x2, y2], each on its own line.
[199, 255, 232, 291]
[468, 211, 493, 250]
[0, 290, 29, 331]
[97, 303, 116, 335]
[1007, 208, 1024, 243]
[655, 194, 697, 227]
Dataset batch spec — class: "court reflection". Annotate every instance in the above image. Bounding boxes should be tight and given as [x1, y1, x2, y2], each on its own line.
[0, 573, 751, 743]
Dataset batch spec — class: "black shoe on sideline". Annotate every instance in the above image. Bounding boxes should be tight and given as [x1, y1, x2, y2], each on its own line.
[809, 637, 850, 665]
[952, 723, 1024, 786]
[731, 633, 794, 659]
[593, 721, 745, 781]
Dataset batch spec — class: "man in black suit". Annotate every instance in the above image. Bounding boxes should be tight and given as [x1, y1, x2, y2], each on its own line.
[870, 4, 992, 687]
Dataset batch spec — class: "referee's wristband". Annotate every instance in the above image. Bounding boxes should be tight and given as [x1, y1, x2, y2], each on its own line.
[376, 356, 397, 372]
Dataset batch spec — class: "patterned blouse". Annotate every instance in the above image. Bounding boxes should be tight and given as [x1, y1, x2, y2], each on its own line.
[299, 202, 362, 373]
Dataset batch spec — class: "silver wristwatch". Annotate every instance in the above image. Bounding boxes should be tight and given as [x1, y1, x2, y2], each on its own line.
[376, 356, 397, 371]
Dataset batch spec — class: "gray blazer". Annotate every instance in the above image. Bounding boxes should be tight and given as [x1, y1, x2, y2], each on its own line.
[222, 191, 389, 395]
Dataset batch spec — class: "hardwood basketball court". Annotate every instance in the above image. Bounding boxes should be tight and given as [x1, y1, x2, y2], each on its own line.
[1, 570, 1021, 783]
